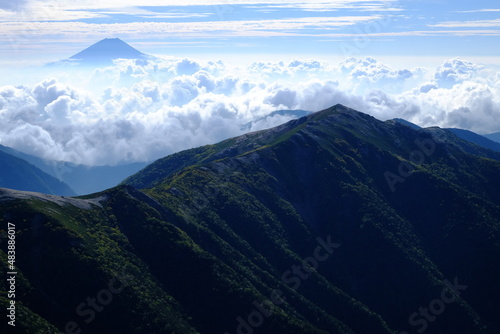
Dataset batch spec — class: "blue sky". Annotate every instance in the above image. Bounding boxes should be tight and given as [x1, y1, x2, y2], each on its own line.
[1, 0, 499, 62]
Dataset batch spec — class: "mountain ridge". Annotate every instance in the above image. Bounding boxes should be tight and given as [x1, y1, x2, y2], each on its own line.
[124, 104, 500, 189]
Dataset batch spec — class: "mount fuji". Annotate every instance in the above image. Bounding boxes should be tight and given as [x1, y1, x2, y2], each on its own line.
[52, 38, 152, 66]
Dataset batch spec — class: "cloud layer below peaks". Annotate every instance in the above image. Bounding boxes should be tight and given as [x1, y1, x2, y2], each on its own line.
[0, 56, 499, 166]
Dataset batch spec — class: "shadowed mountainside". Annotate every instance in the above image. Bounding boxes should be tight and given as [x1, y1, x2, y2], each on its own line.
[0, 149, 75, 196]
[0, 144, 147, 195]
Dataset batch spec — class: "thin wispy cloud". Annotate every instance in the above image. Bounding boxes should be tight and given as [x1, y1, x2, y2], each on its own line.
[0, 16, 383, 40]
[0, 0, 396, 17]
[247, 2, 401, 12]
[430, 19, 500, 28]
[322, 30, 500, 37]
[456, 9, 500, 13]
[13, 0, 396, 10]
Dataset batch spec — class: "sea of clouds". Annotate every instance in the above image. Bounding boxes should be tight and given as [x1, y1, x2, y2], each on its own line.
[0, 56, 499, 165]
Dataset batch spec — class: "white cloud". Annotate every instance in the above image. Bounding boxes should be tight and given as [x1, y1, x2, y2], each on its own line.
[434, 57, 485, 88]
[1, 56, 499, 165]
[457, 9, 500, 13]
[247, 1, 400, 12]
[430, 19, 500, 28]
[12, 0, 396, 11]
[320, 30, 500, 38]
[404, 80, 500, 133]
[340, 57, 413, 81]
[0, 16, 382, 43]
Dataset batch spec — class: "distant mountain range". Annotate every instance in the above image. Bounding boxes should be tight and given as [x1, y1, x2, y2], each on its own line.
[1, 104, 499, 333]
[0, 145, 147, 195]
[445, 128, 500, 152]
[0, 147, 75, 196]
[484, 132, 500, 143]
[391, 118, 500, 152]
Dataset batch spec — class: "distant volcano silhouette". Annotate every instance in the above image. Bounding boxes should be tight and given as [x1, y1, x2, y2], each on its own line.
[67, 38, 148, 65]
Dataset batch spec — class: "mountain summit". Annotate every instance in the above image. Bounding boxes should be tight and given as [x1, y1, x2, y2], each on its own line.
[66, 38, 148, 65]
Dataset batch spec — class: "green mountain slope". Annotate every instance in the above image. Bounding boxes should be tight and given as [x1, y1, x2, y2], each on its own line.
[0, 150, 75, 196]
[1, 104, 500, 334]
